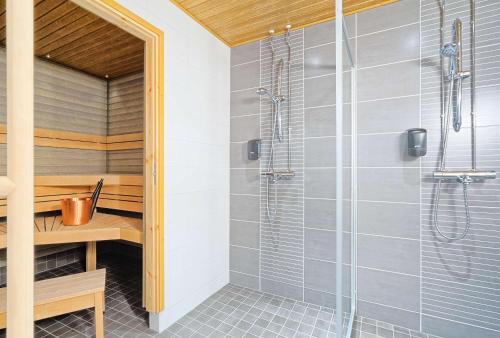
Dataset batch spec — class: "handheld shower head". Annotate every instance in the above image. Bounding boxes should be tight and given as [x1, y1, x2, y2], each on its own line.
[441, 42, 457, 57]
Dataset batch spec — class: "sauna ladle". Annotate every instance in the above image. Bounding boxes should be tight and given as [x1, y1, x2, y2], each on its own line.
[90, 179, 104, 219]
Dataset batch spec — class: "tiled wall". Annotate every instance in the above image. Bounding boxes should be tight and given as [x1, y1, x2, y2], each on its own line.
[229, 12, 355, 309]
[231, 0, 500, 337]
[117, 0, 231, 332]
[420, 1, 500, 337]
[355, 0, 421, 330]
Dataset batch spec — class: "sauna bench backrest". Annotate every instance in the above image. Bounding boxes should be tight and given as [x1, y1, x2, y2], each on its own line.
[0, 175, 143, 216]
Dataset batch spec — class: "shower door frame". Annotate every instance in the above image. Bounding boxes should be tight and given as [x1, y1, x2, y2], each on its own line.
[335, 0, 358, 336]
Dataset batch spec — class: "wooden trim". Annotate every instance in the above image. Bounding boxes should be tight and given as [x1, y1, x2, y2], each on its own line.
[0, 124, 142, 151]
[6, 0, 35, 336]
[73, 0, 164, 313]
[35, 174, 143, 186]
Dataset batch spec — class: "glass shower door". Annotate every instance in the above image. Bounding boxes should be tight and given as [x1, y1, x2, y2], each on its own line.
[335, 5, 357, 337]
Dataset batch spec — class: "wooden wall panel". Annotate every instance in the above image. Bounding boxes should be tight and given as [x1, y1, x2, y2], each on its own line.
[107, 149, 143, 174]
[0, 48, 108, 176]
[108, 72, 144, 135]
[107, 73, 144, 174]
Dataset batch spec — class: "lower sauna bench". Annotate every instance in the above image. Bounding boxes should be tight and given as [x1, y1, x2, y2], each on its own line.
[0, 269, 106, 338]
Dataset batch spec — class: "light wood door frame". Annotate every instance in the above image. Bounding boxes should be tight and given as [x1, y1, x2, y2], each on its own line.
[71, 0, 165, 312]
[6, 0, 35, 336]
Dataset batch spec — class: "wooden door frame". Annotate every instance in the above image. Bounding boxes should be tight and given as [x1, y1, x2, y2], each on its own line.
[72, 0, 164, 312]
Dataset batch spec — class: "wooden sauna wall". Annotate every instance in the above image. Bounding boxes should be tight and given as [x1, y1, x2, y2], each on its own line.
[0, 47, 108, 175]
[107, 72, 144, 174]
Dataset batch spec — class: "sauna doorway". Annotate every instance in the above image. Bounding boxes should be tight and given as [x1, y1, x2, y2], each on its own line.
[1, 0, 163, 325]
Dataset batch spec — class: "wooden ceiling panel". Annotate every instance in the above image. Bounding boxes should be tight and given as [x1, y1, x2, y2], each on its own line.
[0, 0, 144, 79]
[171, 0, 399, 46]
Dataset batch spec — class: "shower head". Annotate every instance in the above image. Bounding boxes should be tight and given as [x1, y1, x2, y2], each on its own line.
[441, 43, 457, 57]
[257, 87, 284, 103]
[257, 87, 270, 96]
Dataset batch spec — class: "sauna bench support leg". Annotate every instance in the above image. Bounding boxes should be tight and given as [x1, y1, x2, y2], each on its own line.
[86, 241, 97, 271]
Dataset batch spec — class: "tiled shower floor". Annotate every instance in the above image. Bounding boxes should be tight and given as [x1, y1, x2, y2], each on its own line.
[0, 256, 439, 338]
[160, 284, 440, 338]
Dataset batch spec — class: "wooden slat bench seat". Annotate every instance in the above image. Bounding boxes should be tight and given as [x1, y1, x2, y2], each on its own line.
[0, 212, 143, 249]
[0, 269, 106, 338]
[0, 212, 142, 271]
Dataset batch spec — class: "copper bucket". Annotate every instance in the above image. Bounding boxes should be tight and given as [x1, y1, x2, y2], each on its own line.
[61, 197, 92, 226]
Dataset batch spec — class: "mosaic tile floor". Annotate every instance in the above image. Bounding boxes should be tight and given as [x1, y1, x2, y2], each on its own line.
[0, 254, 157, 338]
[0, 257, 440, 338]
[159, 284, 440, 338]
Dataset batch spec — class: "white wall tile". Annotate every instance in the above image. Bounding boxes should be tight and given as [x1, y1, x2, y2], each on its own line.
[117, 0, 230, 333]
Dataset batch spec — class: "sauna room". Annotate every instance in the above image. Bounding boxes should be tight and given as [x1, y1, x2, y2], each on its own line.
[0, 0, 162, 336]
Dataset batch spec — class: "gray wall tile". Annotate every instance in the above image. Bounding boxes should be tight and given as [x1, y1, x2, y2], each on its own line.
[305, 136, 352, 168]
[230, 115, 260, 142]
[230, 220, 260, 249]
[305, 43, 335, 78]
[231, 88, 260, 117]
[357, 0, 419, 36]
[305, 229, 351, 263]
[305, 73, 352, 108]
[304, 198, 335, 231]
[304, 258, 335, 294]
[230, 169, 260, 195]
[304, 104, 352, 138]
[358, 60, 419, 102]
[357, 96, 419, 134]
[230, 245, 259, 276]
[231, 41, 260, 66]
[358, 168, 420, 203]
[303, 15, 356, 49]
[231, 142, 259, 168]
[358, 201, 420, 239]
[422, 315, 500, 338]
[305, 137, 335, 168]
[230, 271, 260, 289]
[358, 234, 420, 275]
[231, 61, 260, 91]
[357, 300, 420, 331]
[304, 288, 335, 309]
[304, 229, 335, 262]
[358, 267, 420, 312]
[230, 194, 260, 222]
[304, 41, 355, 78]
[357, 23, 419, 68]
[358, 133, 418, 168]
[305, 168, 352, 200]
[261, 278, 303, 301]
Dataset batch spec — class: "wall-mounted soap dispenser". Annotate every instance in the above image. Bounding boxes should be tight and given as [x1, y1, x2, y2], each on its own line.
[247, 139, 261, 160]
[407, 128, 427, 157]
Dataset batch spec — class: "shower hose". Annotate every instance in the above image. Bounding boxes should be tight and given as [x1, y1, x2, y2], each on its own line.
[433, 78, 472, 240]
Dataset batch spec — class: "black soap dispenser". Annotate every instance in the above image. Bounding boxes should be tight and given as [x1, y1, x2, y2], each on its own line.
[407, 128, 427, 157]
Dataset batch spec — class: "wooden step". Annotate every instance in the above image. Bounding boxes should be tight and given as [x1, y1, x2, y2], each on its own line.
[0, 269, 106, 337]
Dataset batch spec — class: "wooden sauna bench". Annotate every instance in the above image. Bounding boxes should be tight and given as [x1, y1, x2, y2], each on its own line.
[0, 174, 144, 270]
[0, 212, 143, 249]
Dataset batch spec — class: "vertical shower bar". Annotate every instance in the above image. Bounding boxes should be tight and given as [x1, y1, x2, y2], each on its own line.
[470, 0, 476, 170]
[335, 0, 344, 336]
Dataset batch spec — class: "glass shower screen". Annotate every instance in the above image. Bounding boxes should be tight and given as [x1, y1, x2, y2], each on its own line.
[335, 1, 357, 336]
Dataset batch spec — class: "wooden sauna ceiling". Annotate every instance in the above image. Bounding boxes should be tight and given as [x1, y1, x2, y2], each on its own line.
[171, 0, 398, 46]
[0, 0, 144, 79]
